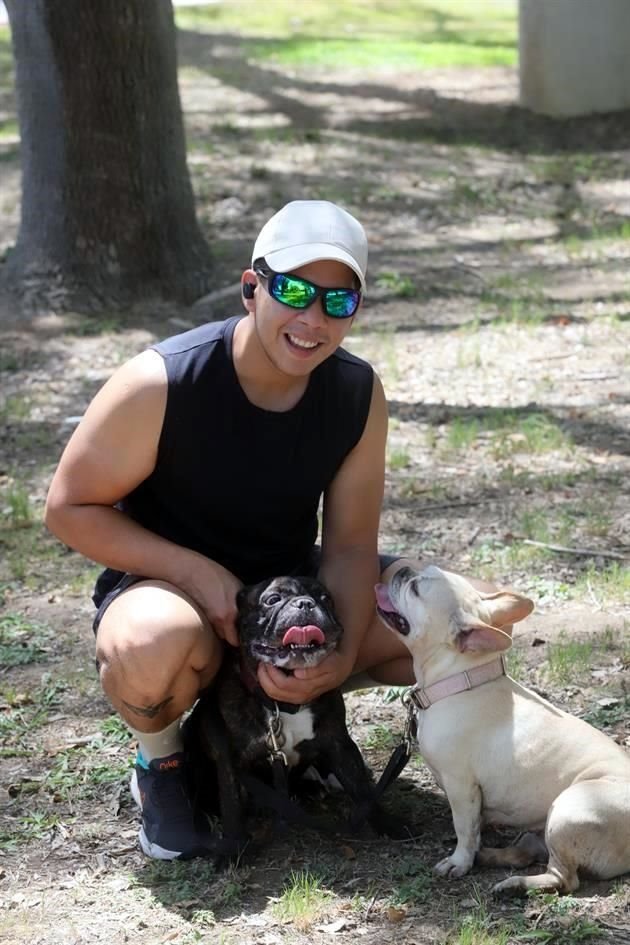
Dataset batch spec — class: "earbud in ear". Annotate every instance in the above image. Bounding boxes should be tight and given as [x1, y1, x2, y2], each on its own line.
[243, 282, 256, 299]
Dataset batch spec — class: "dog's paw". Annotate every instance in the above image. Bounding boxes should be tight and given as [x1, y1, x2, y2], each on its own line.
[491, 876, 529, 898]
[433, 854, 473, 879]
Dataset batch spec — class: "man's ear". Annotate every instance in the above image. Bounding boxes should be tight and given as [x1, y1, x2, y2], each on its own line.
[480, 590, 534, 627]
[241, 269, 257, 311]
[453, 616, 513, 653]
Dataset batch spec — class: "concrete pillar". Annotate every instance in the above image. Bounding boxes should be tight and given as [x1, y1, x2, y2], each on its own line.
[519, 0, 630, 117]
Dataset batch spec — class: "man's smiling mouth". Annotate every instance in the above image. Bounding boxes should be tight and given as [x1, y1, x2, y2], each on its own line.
[286, 333, 319, 350]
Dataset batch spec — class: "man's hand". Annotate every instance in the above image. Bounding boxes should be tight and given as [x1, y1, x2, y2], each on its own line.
[181, 556, 243, 647]
[257, 648, 355, 705]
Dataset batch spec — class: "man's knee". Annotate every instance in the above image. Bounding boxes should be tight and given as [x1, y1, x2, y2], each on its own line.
[95, 583, 221, 702]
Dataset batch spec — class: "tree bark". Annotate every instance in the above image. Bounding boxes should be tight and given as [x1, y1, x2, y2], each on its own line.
[4, 0, 212, 310]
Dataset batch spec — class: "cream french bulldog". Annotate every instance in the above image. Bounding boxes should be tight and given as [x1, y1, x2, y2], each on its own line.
[375, 564, 630, 896]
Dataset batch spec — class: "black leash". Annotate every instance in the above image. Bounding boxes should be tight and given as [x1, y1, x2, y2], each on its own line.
[371, 689, 417, 802]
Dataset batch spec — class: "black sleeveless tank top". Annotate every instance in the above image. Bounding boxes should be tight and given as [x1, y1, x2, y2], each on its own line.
[93, 316, 373, 601]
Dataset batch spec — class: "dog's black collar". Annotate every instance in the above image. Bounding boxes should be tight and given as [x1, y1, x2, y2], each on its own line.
[238, 656, 304, 714]
[259, 689, 304, 715]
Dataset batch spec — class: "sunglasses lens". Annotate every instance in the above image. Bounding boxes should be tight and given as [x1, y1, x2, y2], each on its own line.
[271, 273, 317, 309]
[324, 289, 360, 318]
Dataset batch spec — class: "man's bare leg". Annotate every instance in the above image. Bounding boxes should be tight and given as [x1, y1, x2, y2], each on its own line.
[95, 579, 223, 859]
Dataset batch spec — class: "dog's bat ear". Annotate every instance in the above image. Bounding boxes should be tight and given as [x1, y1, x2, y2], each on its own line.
[454, 617, 513, 653]
[480, 590, 534, 627]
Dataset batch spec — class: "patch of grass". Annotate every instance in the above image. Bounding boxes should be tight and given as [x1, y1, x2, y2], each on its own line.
[135, 857, 219, 909]
[98, 713, 133, 747]
[0, 31, 15, 86]
[388, 446, 411, 470]
[66, 562, 103, 595]
[0, 613, 52, 668]
[447, 905, 512, 945]
[0, 522, 69, 584]
[523, 892, 602, 944]
[246, 36, 516, 70]
[0, 350, 22, 371]
[376, 270, 417, 298]
[0, 117, 18, 139]
[504, 647, 525, 682]
[492, 413, 571, 455]
[364, 723, 397, 750]
[574, 561, 630, 603]
[443, 411, 571, 457]
[470, 538, 552, 578]
[389, 860, 433, 906]
[1, 481, 33, 527]
[176, 1, 517, 70]
[444, 416, 481, 452]
[272, 869, 335, 928]
[0, 676, 67, 745]
[372, 328, 401, 384]
[514, 503, 602, 548]
[496, 298, 546, 327]
[0, 393, 31, 424]
[583, 692, 630, 730]
[1, 810, 69, 852]
[544, 633, 593, 685]
[63, 312, 124, 336]
[517, 507, 552, 543]
[563, 219, 630, 248]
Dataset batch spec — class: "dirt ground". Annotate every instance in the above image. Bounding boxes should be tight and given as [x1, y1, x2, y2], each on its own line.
[1, 25, 630, 945]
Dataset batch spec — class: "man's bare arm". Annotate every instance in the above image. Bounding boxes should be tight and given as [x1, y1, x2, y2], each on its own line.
[257, 372, 388, 701]
[44, 350, 241, 642]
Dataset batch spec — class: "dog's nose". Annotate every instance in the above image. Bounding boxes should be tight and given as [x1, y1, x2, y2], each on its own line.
[294, 596, 315, 611]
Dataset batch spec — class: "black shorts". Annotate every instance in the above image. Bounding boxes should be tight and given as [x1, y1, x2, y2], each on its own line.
[91, 549, 403, 635]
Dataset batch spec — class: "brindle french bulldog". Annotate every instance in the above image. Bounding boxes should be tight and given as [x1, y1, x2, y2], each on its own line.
[185, 575, 400, 854]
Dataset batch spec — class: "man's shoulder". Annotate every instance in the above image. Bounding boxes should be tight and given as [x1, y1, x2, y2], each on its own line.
[153, 316, 240, 358]
[330, 344, 373, 375]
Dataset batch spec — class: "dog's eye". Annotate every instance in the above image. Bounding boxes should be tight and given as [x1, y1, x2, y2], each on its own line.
[264, 593, 281, 606]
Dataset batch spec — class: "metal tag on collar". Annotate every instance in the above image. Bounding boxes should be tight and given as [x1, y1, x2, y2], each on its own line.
[265, 702, 288, 767]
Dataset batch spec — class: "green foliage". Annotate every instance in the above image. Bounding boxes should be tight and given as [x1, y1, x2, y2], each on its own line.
[175, 1, 517, 70]
[442, 411, 571, 458]
[364, 723, 397, 750]
[388, 446, 411, 470]
[272, 869, 335, 926]
[575, 562, 630, 603]
[389, 859, 433, 905]
[0, 613, 52, 667]
[544, 633, 593, 685]
[376, 270, 417, 298]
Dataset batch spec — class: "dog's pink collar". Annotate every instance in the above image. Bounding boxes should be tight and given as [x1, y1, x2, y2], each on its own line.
[409, 655, 506, 710]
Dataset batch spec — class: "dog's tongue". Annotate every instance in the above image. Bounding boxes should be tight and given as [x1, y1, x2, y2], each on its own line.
[375, 583, 396, 612]
[282, 625, 325, 646]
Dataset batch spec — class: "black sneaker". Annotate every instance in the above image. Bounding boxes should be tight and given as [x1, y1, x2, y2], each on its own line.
[130, 752, 216, 860]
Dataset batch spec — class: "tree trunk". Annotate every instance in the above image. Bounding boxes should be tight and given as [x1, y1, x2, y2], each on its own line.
[4, 0, 212, 310]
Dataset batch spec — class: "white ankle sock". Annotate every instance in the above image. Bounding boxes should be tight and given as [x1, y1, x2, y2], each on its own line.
[129, 717, 184, 764]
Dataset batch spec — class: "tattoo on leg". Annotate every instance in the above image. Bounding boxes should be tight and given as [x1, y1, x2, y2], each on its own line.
[122, 696, 173, 719]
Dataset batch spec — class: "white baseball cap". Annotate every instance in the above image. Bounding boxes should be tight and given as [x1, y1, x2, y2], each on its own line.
[252, 200, 368, 289]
